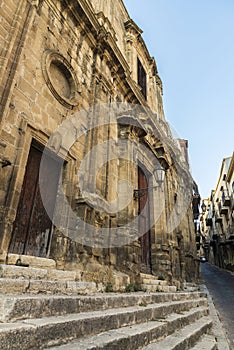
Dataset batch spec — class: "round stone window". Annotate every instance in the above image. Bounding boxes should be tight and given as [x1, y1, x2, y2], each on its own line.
[42, 51, 79, 108]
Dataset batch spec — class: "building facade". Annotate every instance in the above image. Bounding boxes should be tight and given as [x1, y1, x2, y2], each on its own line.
[0, 0, 199, 289]
[201, 155, 234, 271]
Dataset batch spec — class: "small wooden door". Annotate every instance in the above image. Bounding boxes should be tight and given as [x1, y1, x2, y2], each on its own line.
[9, 142, 62, 257]
[138, 167, 152, 273]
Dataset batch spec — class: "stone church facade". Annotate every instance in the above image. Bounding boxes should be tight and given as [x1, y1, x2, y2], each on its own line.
[0, 0, 199, 289]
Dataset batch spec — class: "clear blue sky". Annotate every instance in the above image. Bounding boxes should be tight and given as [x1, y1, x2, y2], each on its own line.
[124, 0, 234, 198]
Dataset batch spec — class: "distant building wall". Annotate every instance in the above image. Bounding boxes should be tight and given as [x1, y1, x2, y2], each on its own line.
[202, 155, 234, 271]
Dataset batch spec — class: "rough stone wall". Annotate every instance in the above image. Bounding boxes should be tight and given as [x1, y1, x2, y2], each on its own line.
[204, 156, 234, 272]
[0, 0, 199, 287]
[90, 0, 128, 55]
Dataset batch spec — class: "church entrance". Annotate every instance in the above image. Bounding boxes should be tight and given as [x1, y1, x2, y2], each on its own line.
[9, 141, 62, 258]
[138, 167, 152, 274]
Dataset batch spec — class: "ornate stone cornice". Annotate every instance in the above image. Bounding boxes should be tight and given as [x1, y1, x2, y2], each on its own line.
[92, 66, 113, 93]
[96, 12, 117, 42]
[65, 0, 100, 33]
[117, 114, 147, 139]
[125, 76, 148, 105]
[227, 153, 234, 182]
[150, 57, 158, 76]
[125, 19, 153, 66]
[124, 19, 143, 36]
[156, 74, 163, 94]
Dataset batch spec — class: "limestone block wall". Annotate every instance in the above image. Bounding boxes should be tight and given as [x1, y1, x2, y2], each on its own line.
[90, 0, 128, 55]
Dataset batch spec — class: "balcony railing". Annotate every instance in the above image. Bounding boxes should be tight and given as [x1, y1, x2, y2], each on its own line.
[215, 215, 222, 224]
[220, 206, 229, 215]
[221, 190, 231, 207]
[206, 218, 213, 227]
[218, 190, 231, 215]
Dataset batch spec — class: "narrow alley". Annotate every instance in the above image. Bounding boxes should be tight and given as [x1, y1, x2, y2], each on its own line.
[201, 263, 234, 349]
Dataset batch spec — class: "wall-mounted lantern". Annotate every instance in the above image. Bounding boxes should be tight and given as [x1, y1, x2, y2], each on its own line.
[133, 166, 165, 199]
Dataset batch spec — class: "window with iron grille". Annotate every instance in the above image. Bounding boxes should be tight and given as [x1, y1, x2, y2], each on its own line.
[137, 58, 147, 99]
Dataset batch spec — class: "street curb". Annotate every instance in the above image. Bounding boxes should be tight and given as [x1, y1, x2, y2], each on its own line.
[200, 284, 231, 350]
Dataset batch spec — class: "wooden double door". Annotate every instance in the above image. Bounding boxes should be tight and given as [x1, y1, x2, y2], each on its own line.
[9, 142, 62, 257]
[138, 167, 152, 274]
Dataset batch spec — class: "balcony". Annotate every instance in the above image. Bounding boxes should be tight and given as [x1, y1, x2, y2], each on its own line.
[206, 218, 213, 227]
[221, 190, 231, 207]
[223, 196, 231, 206]
[218, 192, 230, 215]
[215, 216, 222, 224]
[220, 206, 229, 215]
[203, 242, 210, 249]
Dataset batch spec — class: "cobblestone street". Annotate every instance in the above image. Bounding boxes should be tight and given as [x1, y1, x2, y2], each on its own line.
[201, 262, 234, 349]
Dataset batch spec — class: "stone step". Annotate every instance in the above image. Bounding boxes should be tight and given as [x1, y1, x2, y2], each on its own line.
[7, 254, 56, 269]
[0, 292, 206, 322]
[0, 264, 80, 281]
[140, 273, 159, 280]
[0, 300, 208, 349]
[47, 307, 209, 350]
[164, 307, 209, 334]
[142, 278, 167, 286]
[183, 282, 200, 292]
[142, 316, 213, 349]
[0, 278, 96, 295]
[140, 273, 178, 292]
[190, 334, 218, 350]
[46, 320, 167, 350]
[144, 284, 177, 292]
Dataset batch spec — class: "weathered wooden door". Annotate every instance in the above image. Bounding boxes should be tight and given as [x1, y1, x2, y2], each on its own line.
[9, 142, 61, 257]
[138, 167, 152, 273]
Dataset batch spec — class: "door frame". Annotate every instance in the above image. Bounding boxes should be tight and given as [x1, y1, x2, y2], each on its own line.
[8, 139, 63, 257]
[137, 164, 152, 274]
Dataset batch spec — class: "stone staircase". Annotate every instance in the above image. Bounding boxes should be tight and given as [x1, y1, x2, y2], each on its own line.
[0, 264, 222, 349]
